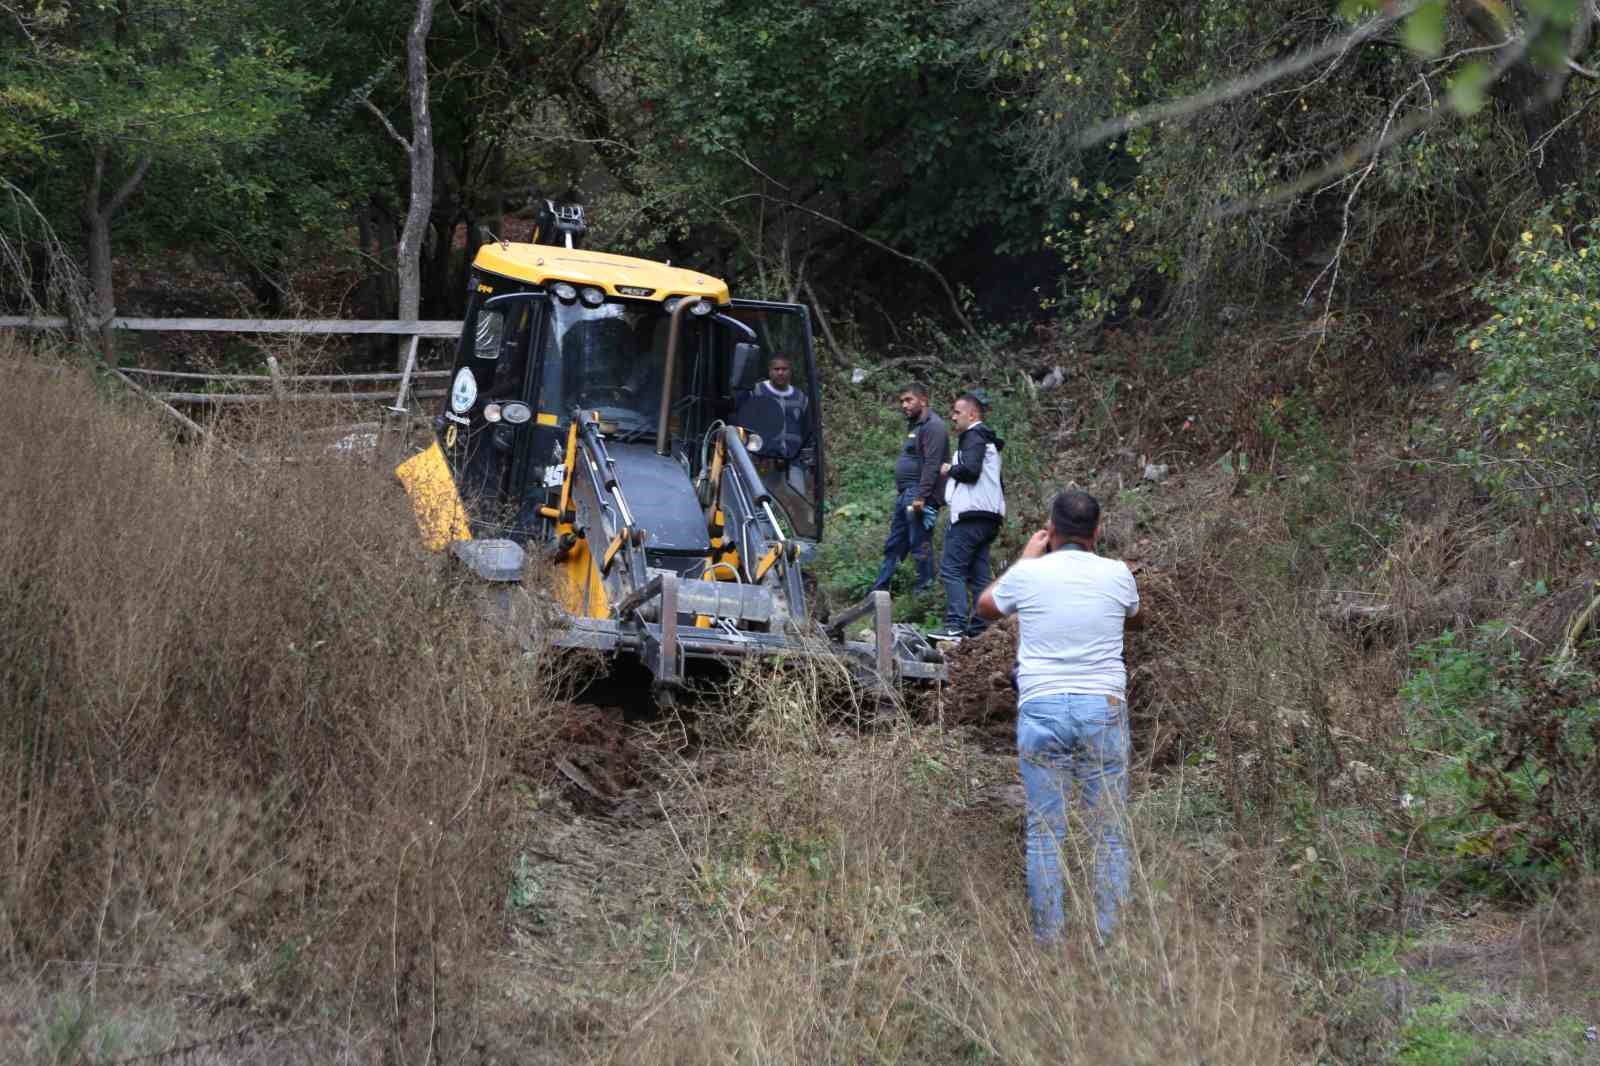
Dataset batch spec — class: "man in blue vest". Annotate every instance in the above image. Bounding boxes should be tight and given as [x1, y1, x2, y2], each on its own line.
[733, 353, 811, 462]
[731, 353, 817, 536]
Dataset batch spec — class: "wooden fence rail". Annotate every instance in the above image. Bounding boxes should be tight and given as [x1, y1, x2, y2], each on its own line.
[1, 316, 465, 445]
[0, 316, 461, 336]
[118, 367, 451, 384]
[155, 389, 449, 405]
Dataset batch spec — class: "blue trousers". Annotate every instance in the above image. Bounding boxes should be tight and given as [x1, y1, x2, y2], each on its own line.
[871, 488, 937, 593]
[940, 515, 999, 633]
[1017, 693, 1131, 944]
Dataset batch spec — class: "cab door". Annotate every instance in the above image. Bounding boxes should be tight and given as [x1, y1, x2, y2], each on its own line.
[441, 288, 548, 537]
[722, 300, 824, 540]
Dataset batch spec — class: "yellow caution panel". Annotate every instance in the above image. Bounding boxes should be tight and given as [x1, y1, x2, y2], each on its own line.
[396, 442, 472, 550]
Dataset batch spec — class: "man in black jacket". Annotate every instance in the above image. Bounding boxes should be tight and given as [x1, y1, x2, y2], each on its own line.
[870, 382, 948, 594]
[933, 393, 1005, 638]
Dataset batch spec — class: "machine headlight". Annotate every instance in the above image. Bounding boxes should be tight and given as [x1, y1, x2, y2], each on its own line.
[501, 402, 532, 424]
[450, 367, 478, 414]
[552, 281, 577, 302]
[580, 286, 604, 307]
[664, 296, 714, 315]
[745, 432, 764, 452]
[483, 402, 503, 422]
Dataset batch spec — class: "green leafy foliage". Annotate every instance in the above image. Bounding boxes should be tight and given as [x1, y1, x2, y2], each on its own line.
[603, 0, 1040, 289]
[1457, 203, 1600, 523]
[1399, 623, 1600, 895]
[1401, 0, 1446, 58]
[2, 2, 320, 188]
[974, 0, 1595, 335]
[0, 0, 327, 320]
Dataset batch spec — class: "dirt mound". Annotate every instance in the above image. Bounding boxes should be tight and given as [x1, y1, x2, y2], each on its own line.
[938, 619, 1018, 743]
[535, 702, 653, 816]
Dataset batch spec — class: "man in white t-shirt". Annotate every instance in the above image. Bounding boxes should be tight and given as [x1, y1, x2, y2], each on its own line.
[976, 488, 1145, 944]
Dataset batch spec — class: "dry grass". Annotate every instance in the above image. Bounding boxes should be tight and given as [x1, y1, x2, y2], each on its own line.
[607, 686, 1296, 1065]
[0, 342, 574, 1061]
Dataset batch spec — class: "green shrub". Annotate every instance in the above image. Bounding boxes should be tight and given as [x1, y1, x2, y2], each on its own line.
[1457, 201, 1600, 524]
[1398, 623, 1600, 895]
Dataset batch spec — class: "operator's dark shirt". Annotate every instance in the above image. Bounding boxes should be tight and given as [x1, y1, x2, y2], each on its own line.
[893, 409, 949, 502]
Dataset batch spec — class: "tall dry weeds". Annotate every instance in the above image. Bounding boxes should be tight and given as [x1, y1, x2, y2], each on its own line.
[613, 665, 1295, 1065]
[0, 345, 568, 1059]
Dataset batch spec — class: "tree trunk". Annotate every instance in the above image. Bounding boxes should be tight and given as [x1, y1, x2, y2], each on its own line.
[78, 144, 151, 362]
[491, 142, 506, 238]
[422, 209, 455, 319]
[457, 214, 483, 317]
[395, 0, 436, 369]
[1465, 7, 1590, 201]
[371, 193, 400, 312]
[82, 208, 115, 361]
[1501, 61, 1585, 198]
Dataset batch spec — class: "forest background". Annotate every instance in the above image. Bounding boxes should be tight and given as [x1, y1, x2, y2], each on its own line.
[8, 0, 1600, 1062]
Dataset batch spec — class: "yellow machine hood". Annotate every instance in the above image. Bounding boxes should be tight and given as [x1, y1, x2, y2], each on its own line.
[472, 243, 731, 303]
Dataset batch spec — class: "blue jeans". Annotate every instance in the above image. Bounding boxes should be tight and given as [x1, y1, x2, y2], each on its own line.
[871, 488, 937, 593]
[940, 515, 999, 632]
[1017, 693, 1131, 943]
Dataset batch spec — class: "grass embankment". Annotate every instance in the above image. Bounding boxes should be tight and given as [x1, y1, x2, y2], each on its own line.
[5, 314, 1600, 1064]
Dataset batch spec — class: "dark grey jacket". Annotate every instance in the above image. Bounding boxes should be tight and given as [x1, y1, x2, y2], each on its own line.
[893, 409, 948, 502]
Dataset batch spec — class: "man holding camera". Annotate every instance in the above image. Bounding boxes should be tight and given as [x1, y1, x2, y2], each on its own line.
[976, 489, 1144, 945]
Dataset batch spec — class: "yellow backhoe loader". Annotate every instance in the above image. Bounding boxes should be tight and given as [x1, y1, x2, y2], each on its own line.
[395, 202, 944, 700]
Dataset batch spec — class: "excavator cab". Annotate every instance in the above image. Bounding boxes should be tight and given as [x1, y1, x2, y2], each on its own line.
[396, 205, 942, 695]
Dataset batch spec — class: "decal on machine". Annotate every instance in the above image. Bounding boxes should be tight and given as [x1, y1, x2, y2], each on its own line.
[450, 367, 478, 413]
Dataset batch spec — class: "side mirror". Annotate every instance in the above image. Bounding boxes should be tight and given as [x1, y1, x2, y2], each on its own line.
[730, 342, 760, 388]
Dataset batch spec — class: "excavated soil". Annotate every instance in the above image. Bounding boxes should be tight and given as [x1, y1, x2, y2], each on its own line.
[936, 619, 1019, 746]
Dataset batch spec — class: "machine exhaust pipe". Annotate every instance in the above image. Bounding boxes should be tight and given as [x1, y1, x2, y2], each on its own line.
[656, 297, 698, 456]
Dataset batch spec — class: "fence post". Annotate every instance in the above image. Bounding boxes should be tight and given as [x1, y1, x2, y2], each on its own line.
[389, 335, 420, 412]
[266, 356, 285, 400]
[379, 334, 423, 461]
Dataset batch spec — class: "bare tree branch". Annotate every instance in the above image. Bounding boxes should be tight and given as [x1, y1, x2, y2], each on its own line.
[1303, 75, 1428, 329]
[1074, 3, 1417, 148]
[1529, 85, 1600, 156]
[709, 139, 791, 192]
[363, 98, 412, 153]
[1218, 27, 1536, 220]
[0, 177, 90, 334]
[104, 155, 152, 218]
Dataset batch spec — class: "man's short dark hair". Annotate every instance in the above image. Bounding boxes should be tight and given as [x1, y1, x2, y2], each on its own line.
[899, 381, 929, 400]
[1051, 490, 1100, 540]
[955, 392, 986, 416]
[769, 352, 792, 367]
